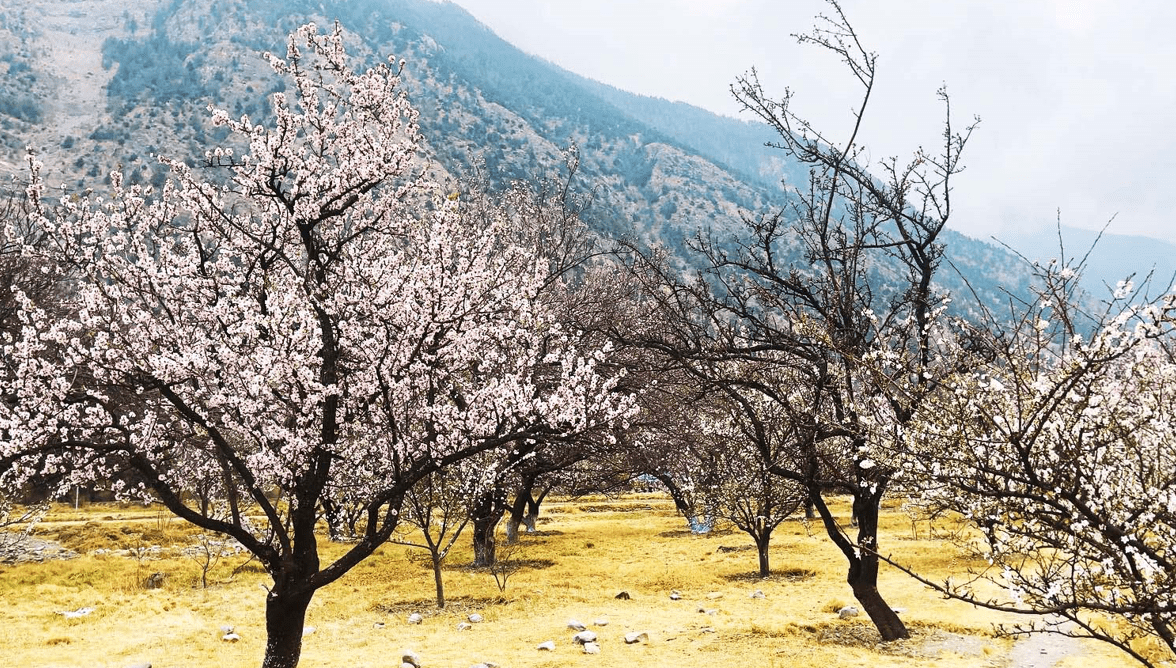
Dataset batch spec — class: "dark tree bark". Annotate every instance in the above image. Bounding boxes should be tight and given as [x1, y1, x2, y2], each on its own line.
[261, 576, 316, 668]
[431, 553, 446, 609]
[470, 484, 508, 567]
[505, 475, 537, 544]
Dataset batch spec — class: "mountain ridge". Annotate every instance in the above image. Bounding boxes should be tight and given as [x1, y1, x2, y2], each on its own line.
[0, 0, 1146, 312]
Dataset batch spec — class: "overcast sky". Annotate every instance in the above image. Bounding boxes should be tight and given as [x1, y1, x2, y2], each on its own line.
[447, 0, 1176, 246]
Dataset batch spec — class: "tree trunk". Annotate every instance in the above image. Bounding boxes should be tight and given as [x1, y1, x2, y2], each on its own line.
[524, 486, 548, 533]
[472, 517, 497, 567]
[851, 581, 907, 640]
[755, 533, 771, 576]
[261, 587, 315, 668]
[505, 483, 532, 544]
[431, 554, 446, 608]
[848, 497, 908, 640]
[809, 487, 909, 641]
[470, 486, 507, 567]
[653, 472, 692, 517]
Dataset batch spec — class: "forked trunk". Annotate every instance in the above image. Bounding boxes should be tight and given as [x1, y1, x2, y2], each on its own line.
[809, 487, 909, 641]
[261, 588, 315, 668]
[848, 497, 908, 640]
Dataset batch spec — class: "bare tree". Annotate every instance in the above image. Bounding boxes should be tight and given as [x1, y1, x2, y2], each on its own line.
[616, 1, 975, 640]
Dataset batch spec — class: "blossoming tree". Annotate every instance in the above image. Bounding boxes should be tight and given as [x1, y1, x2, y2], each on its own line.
[903, 260, 1176, 667]
[0, 24, 632, 668]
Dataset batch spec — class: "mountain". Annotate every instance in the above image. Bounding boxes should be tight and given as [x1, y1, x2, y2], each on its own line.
[997, 225, 1176, 298]
[0, 0, 1039, 315]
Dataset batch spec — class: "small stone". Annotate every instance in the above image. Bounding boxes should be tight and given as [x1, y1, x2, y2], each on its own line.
[407, 613, 423, 625]
[467, 613, 484, 623]
[582, 642, 601, 654]
[669, 590, 682, 601]
[838, 605, 859, 619]
[303, 626, 316, 636]
[573, 630, 598, 644]
[624, 631, 649, 644]
[457, 621, 473, 631]
[697, 607, 716, 615]
[706, 592, 723, 600]
[537, 640, 556, 651]
[750, 589, 765, 599]
[222, 633, 241, 643]
[469, 663, 499, 668]
[567, 619, 587, 631]
[219, 625, 234, 634]
[615, 591, 631, 600]
[892, 607, 905, 615]
[401, 650, 421, 668]
[373, 622, 386, 630]
[401, 663, 416, 668]
[126, 663, 152, 668]
[700, 627, 715, 634]
[593, 618, 608, 627]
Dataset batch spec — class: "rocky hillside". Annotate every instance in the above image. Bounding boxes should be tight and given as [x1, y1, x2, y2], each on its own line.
[0, 0, 1038, 312]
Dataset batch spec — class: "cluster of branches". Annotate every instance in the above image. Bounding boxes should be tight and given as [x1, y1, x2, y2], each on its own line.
[0, 24, 633, 668]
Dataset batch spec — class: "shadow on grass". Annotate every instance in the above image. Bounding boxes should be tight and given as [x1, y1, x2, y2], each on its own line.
[721, 567, 816, 583]
[460, 558, 557, 572]
[371, 595, 512, 616]
[657, 528, 736, 539]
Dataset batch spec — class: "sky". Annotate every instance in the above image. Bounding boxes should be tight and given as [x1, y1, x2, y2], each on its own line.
[447, 0, 1176, 246]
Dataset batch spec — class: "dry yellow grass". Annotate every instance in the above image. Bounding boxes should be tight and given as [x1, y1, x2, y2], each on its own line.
[0, 495, 1139, 668]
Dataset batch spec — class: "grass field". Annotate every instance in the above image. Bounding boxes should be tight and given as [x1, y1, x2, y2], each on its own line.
[0, 495, 1137, 668]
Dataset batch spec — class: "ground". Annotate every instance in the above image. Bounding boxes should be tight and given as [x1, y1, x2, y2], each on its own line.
[0, 495, 1139, 668]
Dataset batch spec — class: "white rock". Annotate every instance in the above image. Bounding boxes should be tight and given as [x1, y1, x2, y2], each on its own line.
[373, 622, 386, 630]
[222, 633, 241, 643]
[706, 592, 724, 600]
[838, 605, 859, 619]
[582, 642, 601, 654]
[573, 630, 598, 644]
[302, 626, 316, 636]
[467, 613, 484, 623]
[407, 613, 423, 625]
[669, 590, 682, 601]
[593, 618, 609, 627]
[401, 650, 421, 668]
[536, 640, 556, 651]
[567, 619, 587, 631]
[58, 606, 95, 619]
[219, 625, 234, 634]
[750, 589, 765, 599]
[624, 631, 649, 644]
[456, 621, 473, 631]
